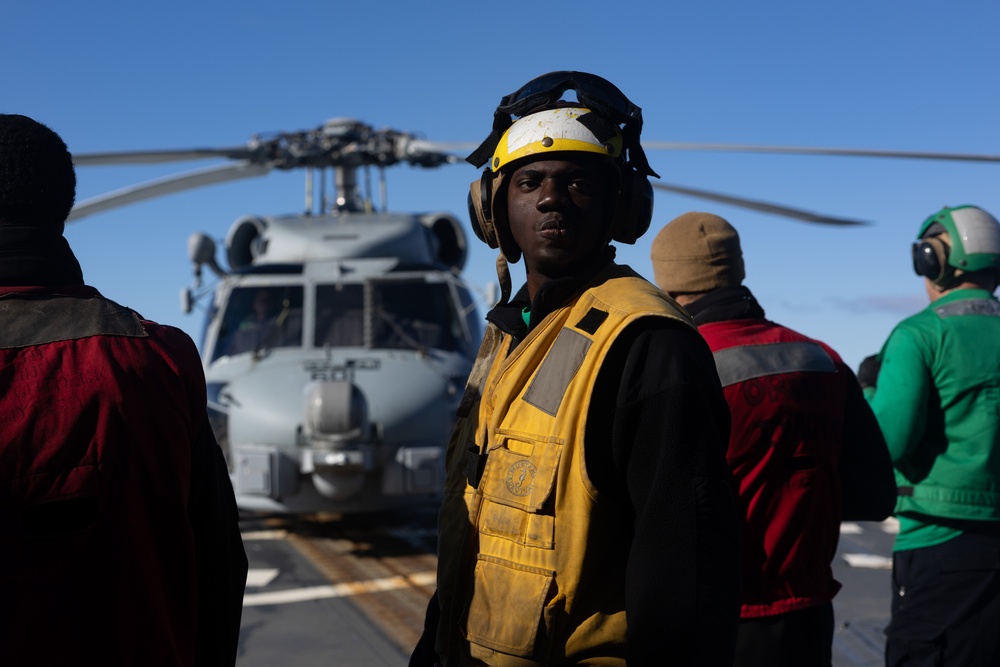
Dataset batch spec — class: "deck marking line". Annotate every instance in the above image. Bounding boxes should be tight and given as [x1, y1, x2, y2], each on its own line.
[840, 522, 863, 535]
[240, 529, 289, 541]
[246, 568, 280, 587]
[843, 553, 892, 569]
[243, 570, 437, 607]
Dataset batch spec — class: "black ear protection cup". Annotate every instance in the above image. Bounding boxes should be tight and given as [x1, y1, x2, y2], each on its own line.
[610, 170, 653, 244]
[912, 235, 953, 286]
[467, 174, 494, 247]
[468, 170, 521, 263]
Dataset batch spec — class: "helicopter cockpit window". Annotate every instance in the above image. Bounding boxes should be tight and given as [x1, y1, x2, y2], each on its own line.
[372, 281, 460, 352]
[213, 285, 304, 359]
[315, 284, 365, 347]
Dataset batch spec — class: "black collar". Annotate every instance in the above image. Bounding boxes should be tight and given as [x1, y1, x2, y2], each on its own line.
[683, 285, 765, 326]
[487, 246, 617, 339]
[0, 224, 84, 286]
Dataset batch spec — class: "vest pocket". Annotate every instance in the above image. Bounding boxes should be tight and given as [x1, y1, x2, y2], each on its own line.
[465, 554, 554, 658]
[477, 437, 560, 548]
[479, 436, 561, 511]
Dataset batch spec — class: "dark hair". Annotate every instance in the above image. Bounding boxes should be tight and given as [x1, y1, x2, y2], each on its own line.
[0, 114, 76, 232]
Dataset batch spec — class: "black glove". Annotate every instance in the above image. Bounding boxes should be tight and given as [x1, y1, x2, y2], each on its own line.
[857, 354, 881, 389]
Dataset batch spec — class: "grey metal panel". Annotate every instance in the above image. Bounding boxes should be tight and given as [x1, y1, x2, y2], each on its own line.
[523, 328, 592, 417]
[713, 341, 836, 387]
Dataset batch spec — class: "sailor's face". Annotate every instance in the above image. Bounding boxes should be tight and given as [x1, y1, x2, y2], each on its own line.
[506, 156, 613, 284]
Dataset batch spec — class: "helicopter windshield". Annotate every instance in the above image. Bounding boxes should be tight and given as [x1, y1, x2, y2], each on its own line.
[315, 280, 464, 352]
[315, 284, 365, 347]
[213, 285, 304, 359]
[372, 281, 459, 352]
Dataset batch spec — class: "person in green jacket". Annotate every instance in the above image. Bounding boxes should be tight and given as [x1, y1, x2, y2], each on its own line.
[860, 204, 1000, 667]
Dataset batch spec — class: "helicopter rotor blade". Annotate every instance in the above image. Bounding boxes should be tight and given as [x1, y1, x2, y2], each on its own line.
[405, 140, 1000, 165]
[407, 140, 478, 160]
[68, 161, 272, 222]
[651, 181, 868, 226]
[68, 118, 998, 227]
[72, 146, 257, 166]
[393, 138, 466, 167]
[641, 142, 1000, 164]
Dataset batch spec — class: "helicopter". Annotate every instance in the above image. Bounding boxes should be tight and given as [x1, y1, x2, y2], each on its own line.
[71, 119, 485, 515]
[67, 118, 1000, 515]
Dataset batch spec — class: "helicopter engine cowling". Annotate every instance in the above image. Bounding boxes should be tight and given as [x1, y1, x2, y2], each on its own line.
[302, 380, 371, 501]
[420, 212, 467, 272]
[226, 216, 267, 271]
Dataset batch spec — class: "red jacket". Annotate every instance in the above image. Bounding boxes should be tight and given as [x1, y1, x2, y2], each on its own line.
[688, 286, 893, 618]
[0, 285, 247, 665]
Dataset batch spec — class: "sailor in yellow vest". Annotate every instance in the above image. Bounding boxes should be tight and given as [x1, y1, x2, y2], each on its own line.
[409, 72, 741, 667]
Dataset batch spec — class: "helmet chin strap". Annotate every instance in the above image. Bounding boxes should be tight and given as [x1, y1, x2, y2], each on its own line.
[495, 252, 513, 306]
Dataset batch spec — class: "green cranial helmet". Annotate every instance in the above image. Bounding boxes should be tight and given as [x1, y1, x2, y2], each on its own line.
[917, 205, 1000, 273]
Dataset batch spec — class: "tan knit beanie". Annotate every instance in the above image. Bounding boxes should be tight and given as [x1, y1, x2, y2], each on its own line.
[650, 211, 745, 293]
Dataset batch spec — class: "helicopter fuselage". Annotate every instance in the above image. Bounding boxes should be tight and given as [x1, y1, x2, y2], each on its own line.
[192, 211, 481, 514]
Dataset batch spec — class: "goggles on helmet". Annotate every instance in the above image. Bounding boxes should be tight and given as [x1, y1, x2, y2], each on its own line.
[467, 71, 658, 178]
[496, 71, 643, 126]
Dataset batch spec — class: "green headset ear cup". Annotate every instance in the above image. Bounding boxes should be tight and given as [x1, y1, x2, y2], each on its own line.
[611, 171, 653, 244]
[912, 235, 952, 286]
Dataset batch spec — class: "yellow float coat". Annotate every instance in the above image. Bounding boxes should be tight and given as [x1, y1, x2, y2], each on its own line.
[435, 264, 693, 666]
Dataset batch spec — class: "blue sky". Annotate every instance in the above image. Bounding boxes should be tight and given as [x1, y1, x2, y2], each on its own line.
[4, 0, 998, 370]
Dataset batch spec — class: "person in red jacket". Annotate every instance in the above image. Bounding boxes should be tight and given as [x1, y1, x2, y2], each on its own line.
[651, 211, 896, 667]
[0, 114, 248, 666]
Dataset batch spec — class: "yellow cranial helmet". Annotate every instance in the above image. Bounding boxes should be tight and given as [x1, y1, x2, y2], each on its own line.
[466, 73, 656, 306]
[488, 107, 623, 173]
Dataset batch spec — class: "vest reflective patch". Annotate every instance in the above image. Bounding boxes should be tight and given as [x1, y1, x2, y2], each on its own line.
[933, 298, 1000, 319]
[523, 328, 592, 416]
[0, 296, 147, 349]
[574, 307, 609, 335]
[713, 341, 835, 387]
